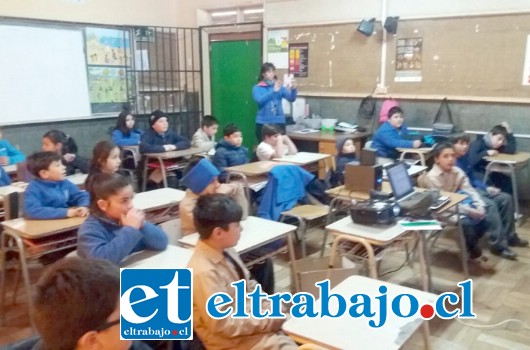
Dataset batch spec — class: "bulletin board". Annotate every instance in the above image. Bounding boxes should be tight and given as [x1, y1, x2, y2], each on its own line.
[279, 13, 530, 99]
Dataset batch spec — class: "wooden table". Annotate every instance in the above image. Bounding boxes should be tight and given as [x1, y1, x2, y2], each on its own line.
[397, 147, 433, 166]
[273, 151, 331, 165]
[483, 151, 530, 224]
[282, 275, 437, 350]
[142, 147, 204, 191]
[133, 187, 185, 223]
[288, 130, 371, 159]
[1, 216, 86, 331]
[121, 245, 193, 269]
[66, 173, 88, 188]
[226, 161, 279, 177]
[178, 216, 297, 273]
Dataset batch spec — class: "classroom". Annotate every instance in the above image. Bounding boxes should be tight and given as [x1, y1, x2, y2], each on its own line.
[1, 0, 530, 349]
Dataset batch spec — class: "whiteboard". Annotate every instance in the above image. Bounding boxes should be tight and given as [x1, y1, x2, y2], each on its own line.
[0, 25, 91, 124]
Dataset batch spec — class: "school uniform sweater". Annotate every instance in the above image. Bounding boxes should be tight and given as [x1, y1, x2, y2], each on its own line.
[371, 121, 415, 159]
[139, 128, 191, 153]
[212, 140, 249, 181]
[0, 139, 25, 165]
[467, 133, 516, 180]
[77, 214, 168, 265]
[0, 166, 11, 186]
[252, 81, 297, 125]
[24, 178, 89, 219]
[111, 128, 143, 146]
[191, 128, 215, 152]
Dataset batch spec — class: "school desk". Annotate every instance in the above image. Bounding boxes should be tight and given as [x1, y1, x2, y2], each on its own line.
[282, 275, 437, 350]
[483, 151, 530, 225]
[133, 187, 185, 223]
[65, 173, 88, 188]
[177, 215, 297, 269]
[226, 161, 279, 177]
[2, 164, 16, 175]
[141, 147, 204, 191]
[396, 147, 433, 166]
[120, 244, 193, 269]
[287, 130, 371, 159]
[0, 216, 86, 332]
[273, 151, 333, 179]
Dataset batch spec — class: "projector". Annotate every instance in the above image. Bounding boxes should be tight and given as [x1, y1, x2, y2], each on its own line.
[350, 199, 396, 226]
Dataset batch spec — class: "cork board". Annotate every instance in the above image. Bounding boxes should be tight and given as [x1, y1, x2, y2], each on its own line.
[279, 13, 530, 98]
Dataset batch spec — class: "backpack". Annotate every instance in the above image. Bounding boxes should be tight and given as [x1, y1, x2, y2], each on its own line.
[356, 95, 377, 132]
[379, 98, 400, 124]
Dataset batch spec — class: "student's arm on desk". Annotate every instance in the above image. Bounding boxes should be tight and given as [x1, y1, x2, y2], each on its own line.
[23, 185, 68, 220]
[467, 140, 489, 168]
[193, 270, 284, 337]
[170, 133, 191, 150]
[77, 220, 144, 265]
[501, 132, 516, 154]
[140, 132, 165, 153]
[140, 222, 168, 251]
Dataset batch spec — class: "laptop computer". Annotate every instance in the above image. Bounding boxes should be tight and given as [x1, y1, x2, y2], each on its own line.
[385, 162, 449, 210]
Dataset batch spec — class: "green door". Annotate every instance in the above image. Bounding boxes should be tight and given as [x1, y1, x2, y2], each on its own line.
[210, 40, 261, 155]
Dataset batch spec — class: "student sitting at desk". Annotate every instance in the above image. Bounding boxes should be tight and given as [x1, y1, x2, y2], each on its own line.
[85, 140, 122, 192]
[191, 115, 219, 154]
[188, 194, 297, 350]
[77, 173, 168, 264]
[332, 135, 358, 186]
[451, 133, 528, 248]
[42, 130, 90, 175]
[140, 110, 191, 188]
[24, 151, 89, 220]
[0, 128, 25, 166]
[111, 110, 143, 146]
[0, 166, 11, 186]
[14, 257, 151, 350]
[423, 142, 517, 261]
[371, 106, 421, 160]
[212, 123, 249, 182]
[256, 124, 297, 161]
[467, 122, 516, 194]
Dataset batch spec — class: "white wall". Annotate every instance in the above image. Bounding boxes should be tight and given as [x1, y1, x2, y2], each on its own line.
[0, 0, 180, 26]
[264, 0, 530, 27]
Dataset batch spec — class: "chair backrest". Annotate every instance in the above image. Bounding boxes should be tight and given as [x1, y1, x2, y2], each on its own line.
[4, 191, 23, 220]
[158, 218, 182, 245]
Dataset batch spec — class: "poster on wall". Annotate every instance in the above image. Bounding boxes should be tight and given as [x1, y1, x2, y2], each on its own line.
[288, 43, 309, 77]
[86, 27, 130, 66]
[395, 37, 423, 82]
[88, 67, 127, 103]
[267, 29, 289, 69]
[522, 35, 530, 85]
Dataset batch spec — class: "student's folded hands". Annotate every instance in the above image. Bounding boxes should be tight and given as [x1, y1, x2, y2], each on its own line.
[67, 206, 89, 218]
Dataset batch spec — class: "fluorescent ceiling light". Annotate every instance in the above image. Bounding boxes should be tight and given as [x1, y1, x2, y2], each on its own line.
[243, 8, 264, 14]
[211, 10, 237, 17]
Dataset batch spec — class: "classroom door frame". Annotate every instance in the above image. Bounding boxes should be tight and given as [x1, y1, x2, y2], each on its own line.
[199, 22, 263, 116]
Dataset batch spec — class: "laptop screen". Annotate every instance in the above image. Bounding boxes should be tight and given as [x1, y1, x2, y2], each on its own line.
[385, 162, 414, 200]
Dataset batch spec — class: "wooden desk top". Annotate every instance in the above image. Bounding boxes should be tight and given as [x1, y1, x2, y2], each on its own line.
[178, 216, 296, 254]
[282, 275, 436, 350]
[273, 152, 331, 165]
[120, 245, 193, 269]
[397, 147, 433, 154]
[288, 130, 371, 142]
[1, 217, 86, 239]
[143, 147, 203, 159]
[66, 173, 88, 187]
[484, 151, 530, 164]
[326, 216, 409, 244]
[226, 161, 279, 176]
[133, 188, 185, 211]
[3, 164, 17, 175]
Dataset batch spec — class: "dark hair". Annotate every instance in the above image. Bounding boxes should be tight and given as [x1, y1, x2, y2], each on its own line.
[34, 257, 119, 350]
[26, 151, 62, 178]
[201, 115, 219, 128]
[193, 194, 242, 240]
[223, 123, 241, 137]
[115, 111, 134, 137]
[490, 124, 508, 138]
[258, 62, 276, 81]
[89, 173, 131, 214]
[43, 130, 78, 155]
[432, 141, 454, 159]
[449, 133, 471, 145]
[89, 140, 119, 174]
[387, 106, 404, 118]
[261, 124, 281, 140]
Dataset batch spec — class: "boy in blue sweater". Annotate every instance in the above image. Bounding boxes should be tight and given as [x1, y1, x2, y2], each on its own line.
[24, 151, 89, 220]
[371, 106, 421, 159]
[77, 173, 168, 264]
[212, 123, 249, 181]
[139, 110, 191, 153]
